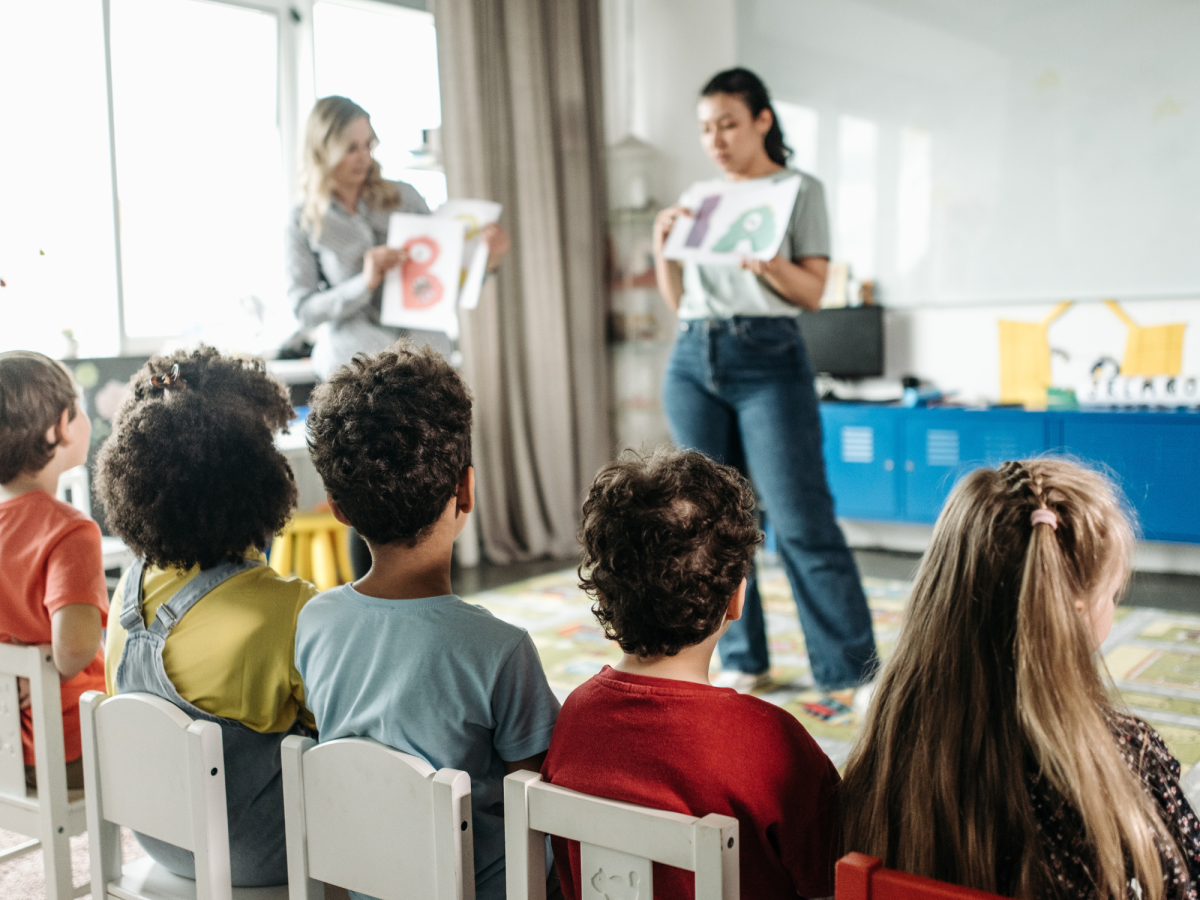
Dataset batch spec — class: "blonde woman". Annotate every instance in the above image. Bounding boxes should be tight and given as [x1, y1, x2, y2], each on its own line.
[841, 459, 1200, 900]
[286, 96, 509, 380]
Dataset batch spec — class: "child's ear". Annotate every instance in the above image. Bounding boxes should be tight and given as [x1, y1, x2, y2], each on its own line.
[457, 466, 476, 516]
[726, 578, 747, 622]
[327, 495, 352, 528]
[45, 408, 69, 452]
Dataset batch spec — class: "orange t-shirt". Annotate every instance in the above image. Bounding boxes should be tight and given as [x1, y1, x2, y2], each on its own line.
[0, 490, 109, 765]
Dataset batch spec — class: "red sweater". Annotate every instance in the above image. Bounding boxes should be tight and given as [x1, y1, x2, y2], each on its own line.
[542, 666, 839, 900]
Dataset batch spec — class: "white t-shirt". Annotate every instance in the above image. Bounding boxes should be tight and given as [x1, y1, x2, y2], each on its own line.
[677, 169, 830, 320]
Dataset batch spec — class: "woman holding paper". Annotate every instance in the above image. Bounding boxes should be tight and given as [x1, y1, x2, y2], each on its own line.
[286, 96, 509, 381]
[652, 68, 877, 697]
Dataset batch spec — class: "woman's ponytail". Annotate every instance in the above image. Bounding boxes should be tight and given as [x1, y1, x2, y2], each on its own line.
[700, 67, 793, 168]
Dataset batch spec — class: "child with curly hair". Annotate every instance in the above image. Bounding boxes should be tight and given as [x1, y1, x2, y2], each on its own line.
[96, 347, 316, 887]
[841, 459, 1200, 900]
[0, 351, 106, 789]
[542, 447, 841, 900]
[297, 344, 560, 900]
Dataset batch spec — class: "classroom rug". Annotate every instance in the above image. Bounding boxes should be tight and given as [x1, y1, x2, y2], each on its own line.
[465, 562, 1200, 800]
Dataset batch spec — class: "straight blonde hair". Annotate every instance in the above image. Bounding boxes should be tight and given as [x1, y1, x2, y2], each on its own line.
[299, 96, 400, 239]
[841, 458, 1180, 899]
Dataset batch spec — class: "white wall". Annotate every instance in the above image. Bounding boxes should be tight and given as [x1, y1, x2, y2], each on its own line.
[600, 0, 736, 206]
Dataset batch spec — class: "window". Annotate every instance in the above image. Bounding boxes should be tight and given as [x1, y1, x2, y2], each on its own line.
[314, 1, 446, 209]
[2, 0, 446, 358]
[108, 0, 287, 352]
[0, 0, 119, 357]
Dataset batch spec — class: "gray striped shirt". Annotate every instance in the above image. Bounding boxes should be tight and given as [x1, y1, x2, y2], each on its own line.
[286, 181, 450, 379]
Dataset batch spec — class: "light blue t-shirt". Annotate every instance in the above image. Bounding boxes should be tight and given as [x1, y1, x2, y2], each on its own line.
[294, 585, 561, 900]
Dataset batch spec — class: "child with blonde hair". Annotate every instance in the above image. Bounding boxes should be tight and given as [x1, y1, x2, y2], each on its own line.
[841, 459, 1200, 900]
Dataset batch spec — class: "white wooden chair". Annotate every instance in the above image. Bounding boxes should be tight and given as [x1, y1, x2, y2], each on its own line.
[79, 690, 289, 900]
[281, 735, 474, 900]
[0, 641, 89, 899]
[504, 771, 739, 900]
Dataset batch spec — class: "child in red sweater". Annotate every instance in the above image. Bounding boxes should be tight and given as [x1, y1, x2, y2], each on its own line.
[542, 448, 840, 900]
[0, 351, 107, 788]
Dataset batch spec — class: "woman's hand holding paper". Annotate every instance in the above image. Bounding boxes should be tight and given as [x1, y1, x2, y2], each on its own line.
[362, 245, 407, 291]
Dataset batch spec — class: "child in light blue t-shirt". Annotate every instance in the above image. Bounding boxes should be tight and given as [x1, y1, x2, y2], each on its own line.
[296, 345, 560, 900]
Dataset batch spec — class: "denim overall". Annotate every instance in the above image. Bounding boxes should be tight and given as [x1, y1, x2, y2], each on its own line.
[114, 558, 294, 887]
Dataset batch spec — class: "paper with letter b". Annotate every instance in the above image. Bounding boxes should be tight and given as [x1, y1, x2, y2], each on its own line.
[435, 199, 503, 310]
[380, 213, 466, 339]
[662, 172, 802, 264]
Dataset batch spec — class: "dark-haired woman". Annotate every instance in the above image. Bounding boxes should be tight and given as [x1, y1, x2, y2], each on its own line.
[97, 348, 316, 887]
[653, 68, 876, 694]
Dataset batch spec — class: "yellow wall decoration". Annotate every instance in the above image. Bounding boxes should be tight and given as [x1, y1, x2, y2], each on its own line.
[998, 301, 1072, 408]
[1105, 299, 1185, 376]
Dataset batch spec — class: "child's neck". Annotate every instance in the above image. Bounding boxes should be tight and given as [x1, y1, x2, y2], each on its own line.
[353, 532, 455, 600]
[615, 632, 722, 686]
[0, 466, 63, 502]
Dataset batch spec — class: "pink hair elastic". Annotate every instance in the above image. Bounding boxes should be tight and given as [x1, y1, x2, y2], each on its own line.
[1030, 508, 1058, 530]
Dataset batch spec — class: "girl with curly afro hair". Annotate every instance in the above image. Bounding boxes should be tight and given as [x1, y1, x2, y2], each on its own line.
[95, 346, 316, 887]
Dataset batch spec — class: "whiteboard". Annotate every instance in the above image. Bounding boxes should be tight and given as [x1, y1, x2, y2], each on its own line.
[741, 0, 1200, 307]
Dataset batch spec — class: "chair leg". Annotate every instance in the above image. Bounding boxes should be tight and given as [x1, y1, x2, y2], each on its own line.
[40, 820, 75, 900]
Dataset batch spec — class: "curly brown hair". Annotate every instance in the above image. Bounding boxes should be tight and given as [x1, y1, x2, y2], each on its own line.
[579, 448, 762, 658]
[95, 349, 297, 570]
[306, 344, 472, 546]
[0, 351, 79, 484]
[114, 345, 294, 432]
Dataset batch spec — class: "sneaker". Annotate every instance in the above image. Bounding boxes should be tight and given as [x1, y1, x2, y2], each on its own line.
[712, 670, 773, 693]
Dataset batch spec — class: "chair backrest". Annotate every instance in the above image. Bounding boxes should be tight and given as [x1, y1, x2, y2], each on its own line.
[281, 735, 474, 900]
[836, 853, 1008, 900]
[0, 642, 67, 803]
[504, 771, 739, 900]
[79, 690, 233, 900]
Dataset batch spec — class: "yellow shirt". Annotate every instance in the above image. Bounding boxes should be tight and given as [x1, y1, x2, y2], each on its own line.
[106, 552, 317, 733]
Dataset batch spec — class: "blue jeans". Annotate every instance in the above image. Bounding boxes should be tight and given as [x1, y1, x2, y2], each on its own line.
[662, 317, 877, 691]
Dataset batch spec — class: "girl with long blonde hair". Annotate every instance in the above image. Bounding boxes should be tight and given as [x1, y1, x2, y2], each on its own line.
[841, 458, 1200, 900]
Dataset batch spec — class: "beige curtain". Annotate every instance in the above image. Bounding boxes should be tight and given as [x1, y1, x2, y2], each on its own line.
[434, 0, 611, 563]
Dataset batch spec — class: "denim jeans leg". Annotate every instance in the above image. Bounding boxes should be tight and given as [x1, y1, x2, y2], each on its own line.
[662, 327, 770, 674]
[719, 319, 878, 690]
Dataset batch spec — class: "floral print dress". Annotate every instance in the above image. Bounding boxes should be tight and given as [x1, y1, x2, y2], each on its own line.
[1027, 713, 1200, 900]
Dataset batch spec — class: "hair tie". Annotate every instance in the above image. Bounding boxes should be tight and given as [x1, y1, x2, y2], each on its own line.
[1031, 508, 1057, 530]
[149, 363, 186, 394]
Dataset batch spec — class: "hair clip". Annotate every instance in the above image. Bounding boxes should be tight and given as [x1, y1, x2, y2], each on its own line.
[149, 363, 186, 393]
[1030, 508, 1057, 530]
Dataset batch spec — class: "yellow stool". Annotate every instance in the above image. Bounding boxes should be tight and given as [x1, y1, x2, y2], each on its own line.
[269, 511, 354, 591]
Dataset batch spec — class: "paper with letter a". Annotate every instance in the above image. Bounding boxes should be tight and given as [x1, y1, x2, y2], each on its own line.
[662, 172, 802, 264]
[380, 212, 466, 339]
[434, 199, 503, 310]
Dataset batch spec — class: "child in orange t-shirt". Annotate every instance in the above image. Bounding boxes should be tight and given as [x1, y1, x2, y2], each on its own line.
[0, 351, 108, 788]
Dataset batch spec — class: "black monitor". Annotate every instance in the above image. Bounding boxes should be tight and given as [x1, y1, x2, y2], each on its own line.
[797, 306, 884, 379]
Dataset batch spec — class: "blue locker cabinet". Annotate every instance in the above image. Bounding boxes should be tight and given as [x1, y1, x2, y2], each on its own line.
[820, 405, 903, 520]
[817, 404, 1200, 544]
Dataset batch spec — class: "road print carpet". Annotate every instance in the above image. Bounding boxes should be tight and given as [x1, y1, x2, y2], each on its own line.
[465, 563, 1200, 800]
